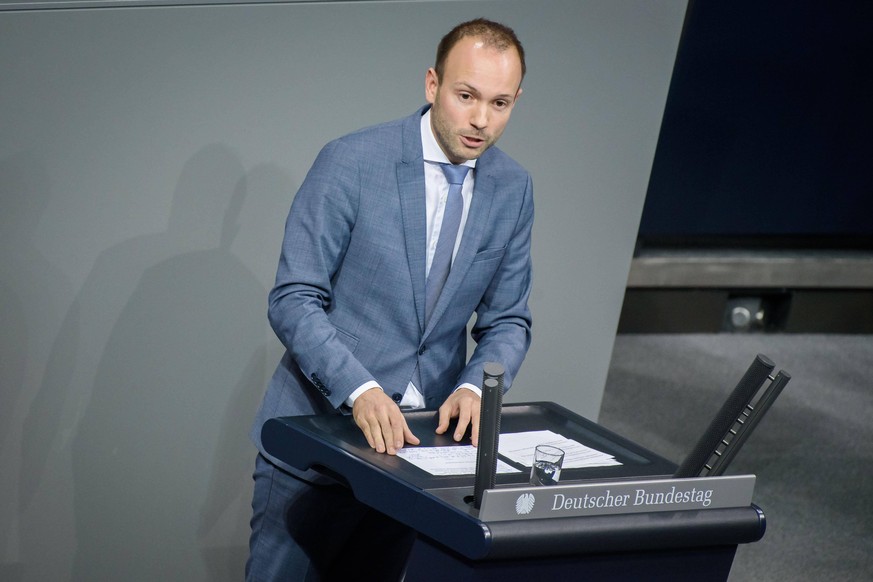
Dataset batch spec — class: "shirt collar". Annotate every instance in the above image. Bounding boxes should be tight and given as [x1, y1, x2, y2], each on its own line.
[421, 109, 477, 169]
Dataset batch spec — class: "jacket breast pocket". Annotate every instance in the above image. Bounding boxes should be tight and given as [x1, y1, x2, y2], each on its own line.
[472, 247, 506, 264]
[463, 247, 506, 292]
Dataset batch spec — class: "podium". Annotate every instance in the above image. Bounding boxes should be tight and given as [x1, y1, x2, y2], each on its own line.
[262, 402, 766, 581]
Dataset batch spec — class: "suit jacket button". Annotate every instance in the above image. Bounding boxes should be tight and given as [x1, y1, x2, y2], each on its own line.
[418, 345, 426, 355]
[392, 393, 402, 403]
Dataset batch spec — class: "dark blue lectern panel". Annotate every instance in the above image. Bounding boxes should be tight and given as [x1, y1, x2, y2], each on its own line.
[261, 402, 765, 579]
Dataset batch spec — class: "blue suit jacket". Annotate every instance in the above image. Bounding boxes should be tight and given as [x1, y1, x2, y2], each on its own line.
[251, 106, 533, 462]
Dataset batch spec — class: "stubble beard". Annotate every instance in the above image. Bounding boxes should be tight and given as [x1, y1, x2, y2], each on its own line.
[430, 103, 494, 164]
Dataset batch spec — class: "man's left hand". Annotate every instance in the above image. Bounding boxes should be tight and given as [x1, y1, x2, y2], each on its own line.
[435, 387, 481, 446]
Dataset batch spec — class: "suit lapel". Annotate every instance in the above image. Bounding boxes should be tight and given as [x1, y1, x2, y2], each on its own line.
[398, 108, 429, 333]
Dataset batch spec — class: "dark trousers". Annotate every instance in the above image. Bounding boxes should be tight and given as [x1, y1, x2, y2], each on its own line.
[246, 453, 415, 581]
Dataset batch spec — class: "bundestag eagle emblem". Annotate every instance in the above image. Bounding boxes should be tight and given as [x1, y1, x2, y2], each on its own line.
[515, 492, 535, 515]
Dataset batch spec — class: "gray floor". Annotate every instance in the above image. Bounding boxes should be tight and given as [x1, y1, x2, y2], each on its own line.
[599, 334, 873, 582]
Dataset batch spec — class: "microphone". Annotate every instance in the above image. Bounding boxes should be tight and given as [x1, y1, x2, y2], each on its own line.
[472, 362, 504, 509]
[706, 369, 791, 476]
[674, 354, 775, 478]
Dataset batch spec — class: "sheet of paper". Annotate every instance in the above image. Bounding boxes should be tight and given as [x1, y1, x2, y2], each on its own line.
[396, 429, 621, 475]
[498, 430, 622, 469]
[396, 445, 522, 476]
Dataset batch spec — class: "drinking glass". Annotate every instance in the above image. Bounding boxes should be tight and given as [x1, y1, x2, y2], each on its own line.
[529, 444, 564, 486]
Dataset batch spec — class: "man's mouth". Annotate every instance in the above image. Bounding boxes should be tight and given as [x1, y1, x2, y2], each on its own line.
[460, 135, 486, 148]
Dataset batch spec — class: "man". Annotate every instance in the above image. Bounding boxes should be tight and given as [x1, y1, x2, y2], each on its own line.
[247, 18, 533, 581]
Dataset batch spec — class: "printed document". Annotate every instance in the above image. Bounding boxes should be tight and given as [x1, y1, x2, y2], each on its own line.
[396, 445, 520, 476]
[396, 430, 621, 476]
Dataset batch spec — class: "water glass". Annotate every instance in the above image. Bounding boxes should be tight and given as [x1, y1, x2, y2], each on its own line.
[529, 444, 565, 486]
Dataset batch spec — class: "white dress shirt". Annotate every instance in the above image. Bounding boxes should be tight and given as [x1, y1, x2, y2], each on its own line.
[345, 109, 481, 408]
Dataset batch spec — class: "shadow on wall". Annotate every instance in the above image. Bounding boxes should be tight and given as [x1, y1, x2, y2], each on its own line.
[14, 145, 277, 581]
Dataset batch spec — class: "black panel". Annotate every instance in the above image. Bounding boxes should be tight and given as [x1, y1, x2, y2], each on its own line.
[639, 1, 873, 250]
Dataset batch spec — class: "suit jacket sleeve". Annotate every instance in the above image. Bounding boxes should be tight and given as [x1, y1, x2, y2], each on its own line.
[458, 173, 534, 392]
[267, 138, 375, 408]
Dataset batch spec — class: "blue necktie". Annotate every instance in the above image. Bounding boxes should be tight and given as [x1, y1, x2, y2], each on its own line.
[426, 163, 470, 324]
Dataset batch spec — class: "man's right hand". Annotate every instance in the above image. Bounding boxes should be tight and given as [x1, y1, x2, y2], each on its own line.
[352, 387, 420, 455]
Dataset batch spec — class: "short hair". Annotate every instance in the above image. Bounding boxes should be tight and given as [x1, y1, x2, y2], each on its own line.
[434, 18, 526, 82]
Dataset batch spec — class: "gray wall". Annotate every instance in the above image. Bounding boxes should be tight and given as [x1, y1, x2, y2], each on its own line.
[0, 1, 686, 579]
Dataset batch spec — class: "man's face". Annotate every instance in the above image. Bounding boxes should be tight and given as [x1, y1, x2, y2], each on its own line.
[425, 36, 523, 164]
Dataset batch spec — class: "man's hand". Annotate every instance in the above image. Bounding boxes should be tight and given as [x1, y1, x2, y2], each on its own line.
[435, 387, 482, 446]
[352, 387, 420, 455]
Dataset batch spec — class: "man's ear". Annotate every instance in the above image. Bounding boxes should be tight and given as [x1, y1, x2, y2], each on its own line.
[425, 67, 439, 104]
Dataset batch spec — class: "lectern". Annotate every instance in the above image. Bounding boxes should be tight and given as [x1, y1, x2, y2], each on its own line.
[262, 402, 766, 581]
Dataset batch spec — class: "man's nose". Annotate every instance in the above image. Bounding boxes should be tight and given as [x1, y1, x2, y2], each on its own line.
[470, 103, 488, 129]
